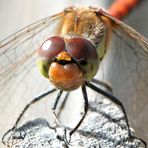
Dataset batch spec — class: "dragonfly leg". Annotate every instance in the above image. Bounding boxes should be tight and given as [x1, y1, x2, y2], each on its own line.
[69, 84, 89, 137]
[85, 82, 147, 147]
[57, 92, 70, 118]
[86, 82, 131, 134]
[52, 88, 88, 145]
[51, 90, 71, 144]
[91, 79, 113, 93]
[51, 90, 63, 127]
[2, 88, 57, 146]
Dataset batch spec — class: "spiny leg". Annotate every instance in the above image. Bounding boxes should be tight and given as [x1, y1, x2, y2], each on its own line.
[69, 84, 89, 137]
[52, 87, 89, 144]
[86, 82, 131, 135]
[51, 90, 70, 143]
[55, 85, 89, 144]
[86, 82, 147, 147]
[57, 92, 70, 118]
[51, 90, 63, 126]
[91, 79, 113, 93]
[2, 88, 57, 145]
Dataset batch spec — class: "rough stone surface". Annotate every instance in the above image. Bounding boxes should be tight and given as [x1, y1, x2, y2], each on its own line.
[2, 97, 145, 148]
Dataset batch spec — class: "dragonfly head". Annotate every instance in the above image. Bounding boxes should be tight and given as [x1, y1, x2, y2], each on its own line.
[37, 36, 99, 91]
[49, 51, 84, 90]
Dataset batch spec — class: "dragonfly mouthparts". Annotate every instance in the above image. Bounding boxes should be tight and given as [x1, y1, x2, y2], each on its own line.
[54, 58, 74, 65]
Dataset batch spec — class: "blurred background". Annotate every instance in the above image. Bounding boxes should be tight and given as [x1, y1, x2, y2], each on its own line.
[0, 0, 147, 147]
[0, 0, 110, 40]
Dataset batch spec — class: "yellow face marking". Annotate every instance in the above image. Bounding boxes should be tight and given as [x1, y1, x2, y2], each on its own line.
[56, 51, 72, 61]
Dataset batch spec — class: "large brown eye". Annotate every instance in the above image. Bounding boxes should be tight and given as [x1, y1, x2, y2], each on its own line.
[66, 37, 98, 63]
[38, 36, 65, 60]
[66, 37, 99, 81]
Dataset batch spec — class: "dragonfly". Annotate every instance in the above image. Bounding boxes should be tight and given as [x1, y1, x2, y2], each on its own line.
[0, 0, 148, 147]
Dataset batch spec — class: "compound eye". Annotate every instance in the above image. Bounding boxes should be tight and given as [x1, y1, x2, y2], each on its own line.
[38, 36, 65, 60]
[66, 37, 98, 63]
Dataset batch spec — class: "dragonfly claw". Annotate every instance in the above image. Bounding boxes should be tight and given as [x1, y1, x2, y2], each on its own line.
[2, 127, 26, 147]
[57, 128, 72, 146]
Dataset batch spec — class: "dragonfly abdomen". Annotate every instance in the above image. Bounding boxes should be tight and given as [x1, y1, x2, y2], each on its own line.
[108, 0, 138, 19]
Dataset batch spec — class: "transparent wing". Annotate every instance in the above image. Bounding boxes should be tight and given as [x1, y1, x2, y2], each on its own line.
[0, 11, 64, 90]
[0, 11, 65, 142]
[99, 9, 148, 141]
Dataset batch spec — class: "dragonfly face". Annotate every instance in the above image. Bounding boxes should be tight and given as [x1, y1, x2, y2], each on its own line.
[37, 36, 99, 90]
